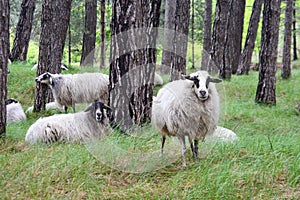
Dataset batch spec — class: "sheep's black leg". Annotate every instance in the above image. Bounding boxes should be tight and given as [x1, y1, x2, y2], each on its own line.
[64, 106, 68, 113]
[179, 136, 187, 168]
[72, 103, 76, 113]
[189, 137, 196, 159]
[194, 139, 199, 162]
[160, 136, 166, 157]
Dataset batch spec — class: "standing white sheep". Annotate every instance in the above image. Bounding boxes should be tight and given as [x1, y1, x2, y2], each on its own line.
[152, 70, 222, 168]
[6, 98, 26, 123]
[35, 72, 109, 112]
[25, 101, 112, 144]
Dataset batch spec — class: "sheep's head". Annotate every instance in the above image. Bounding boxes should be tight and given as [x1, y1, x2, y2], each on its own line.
[5, 98, 18, 105]
[35, 72, 54, 85]
[85, 101, 112, 124]
[184, 71, 222, 101]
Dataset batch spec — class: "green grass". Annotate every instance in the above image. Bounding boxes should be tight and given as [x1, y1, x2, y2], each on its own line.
[1, 62, 300, 199]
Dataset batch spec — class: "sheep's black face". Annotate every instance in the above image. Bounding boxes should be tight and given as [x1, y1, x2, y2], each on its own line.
[93, 101, 111, 124]
[5, 98, 18, 105]
[185, 71, 222, 101]
[35, 72, 52, 84]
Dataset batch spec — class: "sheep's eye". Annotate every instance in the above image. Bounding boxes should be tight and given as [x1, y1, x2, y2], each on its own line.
[193, 79, 200, 88]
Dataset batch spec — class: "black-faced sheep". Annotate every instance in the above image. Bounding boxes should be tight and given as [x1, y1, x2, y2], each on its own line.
[25, 101, 112, 144]
[6, 98, 26, 123]
[35, 72, 109, 112]
[152, 70, 222, 168]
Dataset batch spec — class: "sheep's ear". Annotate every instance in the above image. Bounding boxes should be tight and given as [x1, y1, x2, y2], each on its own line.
[103, 104, 112, 111]
[184, 75, 197, 81]
[208, 76, 222, 83]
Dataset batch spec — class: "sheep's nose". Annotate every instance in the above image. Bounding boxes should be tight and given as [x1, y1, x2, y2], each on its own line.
[35, 78, 40, 82]
[199, 90, 206, 96]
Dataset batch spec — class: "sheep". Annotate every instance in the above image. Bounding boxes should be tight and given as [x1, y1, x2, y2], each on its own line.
[152, 70, 222, 168]
[204, 126, 238, 143]
[25, 101, 112, 144]
[25, 101, 65, 113]
[31, 62, 68, 71]
[154, 73, 163, 86]
[35, 72, 109, 112]
[6, 98, 26, 123]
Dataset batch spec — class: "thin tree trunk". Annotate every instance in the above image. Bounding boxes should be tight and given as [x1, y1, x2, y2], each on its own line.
[237, 0, 263, 75]
[10, 0, 36, 62]
[281, 0, 293, 79]
[160, 0, 176, 74]
[68, 23, 71, 66]
[34, 0, 52, 112]
[109, 0, 161, 131]
[292, 0, 297, 60]
[100, 0, 106, 69]
[169, 0, 190, 81]
[0, 0, 9, 136]
[80, 0, 97, 66]
[201, 0, 212, 71]
[191, 0, 195, 69]
[255, 0, 281, 105]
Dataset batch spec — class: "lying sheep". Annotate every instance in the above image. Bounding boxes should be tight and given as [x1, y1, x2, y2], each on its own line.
[31, 62, 68, 71]
[204, 126, 238, 143]
[152, 70, 222, 168]
[6, 98, 26, 123]
[25, 101, 112, 144]
[35, 72, 109, 112]
[154, 73, 163, 86]
[26, 101, 65, 113]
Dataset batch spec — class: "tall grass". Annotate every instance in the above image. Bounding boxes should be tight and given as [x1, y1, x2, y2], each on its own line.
[1, 62, 299, 199]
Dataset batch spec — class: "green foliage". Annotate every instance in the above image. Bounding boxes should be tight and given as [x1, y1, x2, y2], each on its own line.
[2, 61, 300, 198]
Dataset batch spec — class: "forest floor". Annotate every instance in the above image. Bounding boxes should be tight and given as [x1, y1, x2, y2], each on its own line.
[1, 62, 300, 199]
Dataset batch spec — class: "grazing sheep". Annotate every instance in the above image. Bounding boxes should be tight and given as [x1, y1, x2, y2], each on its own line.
[154, 73, 163, 86]
[35, 72, 109, 112]
[25, 101, 112, 144]
[31, 62, 68, 71]
[204, 126, 238, 143]
[25, 101, 65, 113]
[152, 70, 222, 168]
[6, 98, 26, 123]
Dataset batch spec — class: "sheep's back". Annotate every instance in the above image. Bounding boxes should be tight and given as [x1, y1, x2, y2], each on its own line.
[6, 103, 26, 123]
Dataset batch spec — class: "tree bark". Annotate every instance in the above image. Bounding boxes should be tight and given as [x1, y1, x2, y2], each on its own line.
[0, 0, 9, 136]
[169, 0, 190, 81]
[281, 0, 293, 79]
[226, 0, 245, 74]
[292, 0, 297, 60]
[160, 0, 176, 74]
[34, 0, 71, 111]
[255, 0, 281, 105]
[237, 0, 263, 75]
[10, 0, 36, 62]
[201, 0, 212, 71]
[80, 0, 97, 66]
[210, 0, 231, 75]
[100, 0, 106, 69]
[109, 0, 161, 131]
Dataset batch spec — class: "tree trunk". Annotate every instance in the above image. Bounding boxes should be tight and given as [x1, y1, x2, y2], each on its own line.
[201, 0, 212, 71]
[100, 0, 106, 69]
[255, 0, 281, 105]
[0, 0, 9, 136]
[10, 0, 36, 62]
[109, 0, 161, 132]
[292, 0, 297, 60]
[237, 0, 263, 75]
[210, 0, 231, 75]
[191, 0, 195, 69]
[281, 0, 293, 79]
[160, 0, 176, 74]
[34, 0, 71, 111]
[169, 0, 190, 81]
[80, 0, 97, 66]
[226, 0, 245, 74]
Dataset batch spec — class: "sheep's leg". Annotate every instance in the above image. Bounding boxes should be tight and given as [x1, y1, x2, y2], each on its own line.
[64, 106, 68, 113]
[160, 136, 166, 157]
[194, 139, 199, 162]
[179, 136, 187, 168]
[189, 137, 196, 159]
[72, 102, 76, 113]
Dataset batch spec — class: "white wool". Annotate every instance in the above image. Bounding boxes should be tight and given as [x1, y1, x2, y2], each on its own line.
[204, 126, 238, 143]
[7, 102, 26, 123]
[25, 102, 65, 113]
[154, 73, 163, 86]
[25, 105, 111, 144]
